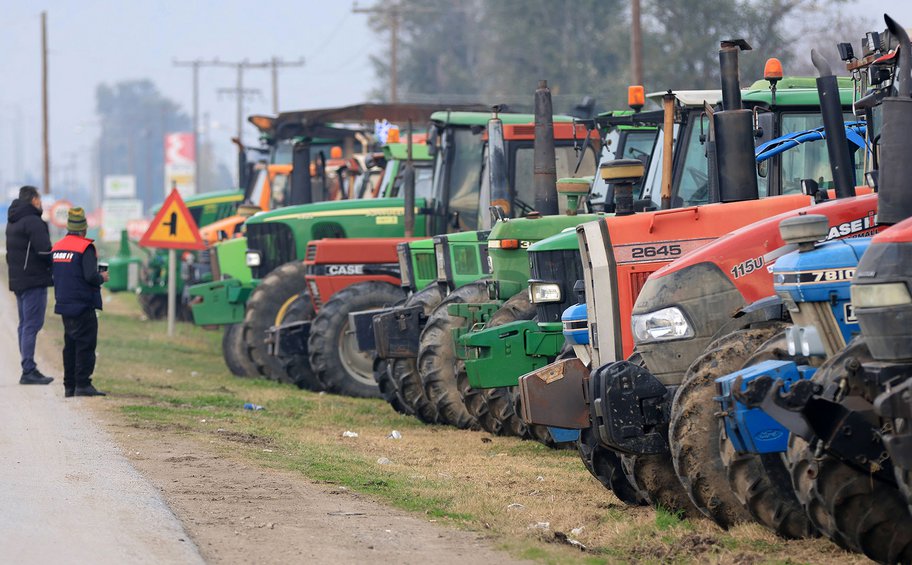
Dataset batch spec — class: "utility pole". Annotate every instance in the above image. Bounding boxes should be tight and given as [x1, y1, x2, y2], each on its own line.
[41, 11, 50, 195]
[631, 0, 643, 87]
[269, 56, 305, 113]
[173, 58, 223, 190]
[216, 65, 262, 145]
[352, 2, 405, 103]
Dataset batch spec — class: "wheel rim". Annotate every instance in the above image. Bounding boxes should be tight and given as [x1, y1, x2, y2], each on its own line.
[338, 320, 375, 385]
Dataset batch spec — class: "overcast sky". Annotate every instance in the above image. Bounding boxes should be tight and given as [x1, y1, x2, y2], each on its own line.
[0, 0, 380, 199]
[1, 0, 911, 202]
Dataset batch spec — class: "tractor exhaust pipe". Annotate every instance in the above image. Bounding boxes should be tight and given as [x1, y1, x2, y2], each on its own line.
[233, 137, 248, 189]
[812, 49, 855, 200]
[485, 108, 510, 228]
[715, 40, 759, 202]
[878, 14, 912, 225]
[403, 120, 416, 237]
[533, 80, 558, 216]
[290, 138, 313, 205]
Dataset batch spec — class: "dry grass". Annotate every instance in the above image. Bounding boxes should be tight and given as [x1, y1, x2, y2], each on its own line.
[40, 290, 870, 564]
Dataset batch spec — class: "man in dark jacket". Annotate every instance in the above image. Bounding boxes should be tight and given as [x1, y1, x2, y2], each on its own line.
[52, 207, 108, 397]
[5, 186, 54, 385]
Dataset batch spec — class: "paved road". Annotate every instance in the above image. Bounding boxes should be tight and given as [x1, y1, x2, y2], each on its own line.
[0, 290, 203, 564]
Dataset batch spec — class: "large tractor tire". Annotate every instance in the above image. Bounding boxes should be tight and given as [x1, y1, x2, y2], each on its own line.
[138, 293, 167, 320]
[222, 323, 258, 377]
[669, 325, 782, 529]
[375, 357, 412, 415]
[456, 360, 500, 434]
[242, 261, 310, 384]
[621, 454, 700, 516]
[785, 338, 912, 563]
[718, 331, 816, 539]
[578, 427, 646, 505]
[417, 282, 488, 429]
[308, 281, 406, 398]
[376, 284, 444, 416]
[392, 358, 439, 424]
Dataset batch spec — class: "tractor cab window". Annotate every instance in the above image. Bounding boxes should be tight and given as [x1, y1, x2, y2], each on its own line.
[388, 162, 434, 200]
[446, 128, 486, 231]
[675, 117, 712, 207]
[640, 125, 679, 206]
[776, 112, 863, 195]
[592, 128, 658, 205]
[270, 173, 288, 208]
[247, 168, 268, 206]
[272, 140, 293, 165]
[378, 161, 398, 198]
[512, 144, 598, 214]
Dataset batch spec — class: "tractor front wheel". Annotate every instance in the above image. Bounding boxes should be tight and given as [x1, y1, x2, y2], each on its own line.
[669, 326, 782, 529]
[308, 281, 406, 398]
[222, 323, 258, 377]
[577, 427, 646, 506]
[417, 282, 489, 429]
[138, 293, 167, 320]
[242, 261, 311, 384]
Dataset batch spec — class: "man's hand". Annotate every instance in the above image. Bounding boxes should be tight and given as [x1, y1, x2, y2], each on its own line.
[101, 271, 110, 283]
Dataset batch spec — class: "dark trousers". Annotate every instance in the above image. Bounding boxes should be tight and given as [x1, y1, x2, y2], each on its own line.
[62, 309, 98, 390]
[15, 287, 47, 373]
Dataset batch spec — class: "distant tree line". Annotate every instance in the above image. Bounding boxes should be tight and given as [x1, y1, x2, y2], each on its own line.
[367, 0, 864, 112]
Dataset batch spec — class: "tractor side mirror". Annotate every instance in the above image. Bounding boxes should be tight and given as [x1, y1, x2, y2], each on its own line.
[801, 178, 827, 203]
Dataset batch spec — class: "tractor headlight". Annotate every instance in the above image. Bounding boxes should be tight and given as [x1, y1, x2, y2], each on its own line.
[397, 248, 412, 288]
[245, 250, 261, 267]
[631, 306, 694, 343]
[851, 282, 912, 308]
[529, 281, 562, 304]
[435, 241, 447, 282]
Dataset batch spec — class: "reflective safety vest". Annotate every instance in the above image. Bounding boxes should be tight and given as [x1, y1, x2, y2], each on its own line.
[52, 234, 102, 317]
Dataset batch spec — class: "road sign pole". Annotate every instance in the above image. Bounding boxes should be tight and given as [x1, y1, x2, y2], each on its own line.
[167, 248, 176, 337]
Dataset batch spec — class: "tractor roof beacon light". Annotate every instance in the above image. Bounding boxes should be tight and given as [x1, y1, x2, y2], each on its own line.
[330, 146, 343, 159]
[387, 126, 400, 143]
[290, 138, 314, 205]
[628, 85, 646, 113]
[764, 57, 783, 106]
[533, 80, 559, 216]
[812, 49, 855, 200]
[715, 39, 759, 203]
[877, 15, 912, 225]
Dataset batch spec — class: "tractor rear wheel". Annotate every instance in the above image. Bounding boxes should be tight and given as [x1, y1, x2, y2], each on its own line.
[417, 282, 488, 429]
[785, 338, 912, 562]
[577, 427, 646, 505]
[392, 358, 439, 424]
[669, 325, 782, 529]
[308, 281, 406, 398]
[243, 261, 310, 384]
[719, 331, 816, 539]
[375, 284, 444, 415]
[138, 293, 167, 320]
[222, 323, 258, 377]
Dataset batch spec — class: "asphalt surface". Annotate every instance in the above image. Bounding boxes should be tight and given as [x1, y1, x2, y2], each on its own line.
[0, 289, 203, 564]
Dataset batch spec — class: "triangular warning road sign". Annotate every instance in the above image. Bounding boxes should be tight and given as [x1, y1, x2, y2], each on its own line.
[139, 189, 205, 250]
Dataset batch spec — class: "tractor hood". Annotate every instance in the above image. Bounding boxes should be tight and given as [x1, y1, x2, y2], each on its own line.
[246, 197, 428, 226]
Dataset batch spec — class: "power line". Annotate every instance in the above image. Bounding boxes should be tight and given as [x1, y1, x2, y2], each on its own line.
[173, 59, 224, 186]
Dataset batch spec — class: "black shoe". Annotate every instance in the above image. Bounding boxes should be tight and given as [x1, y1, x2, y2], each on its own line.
[20, 371, 54, 385]
[73, 385, 106, 397]
[33, 368, 55, 380]
[65, 388, 75, 398]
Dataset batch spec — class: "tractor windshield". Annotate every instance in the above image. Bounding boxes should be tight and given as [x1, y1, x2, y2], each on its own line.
[512, 144, 598, 209]
[445, 127, 486, 231]
[773, 112, 864, 195]
[270, 173, 289, 208]
[272, 140, 293, 165]
[592, 129, 658, 205]
[247, 168, 268, 206]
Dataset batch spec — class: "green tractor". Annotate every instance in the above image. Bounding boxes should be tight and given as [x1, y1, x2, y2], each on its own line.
[194, 105, 587, 384]
[371, 102, 658, 424]
[256, 100, 600, 391]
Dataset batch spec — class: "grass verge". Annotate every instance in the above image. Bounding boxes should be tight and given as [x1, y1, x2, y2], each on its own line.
[42, 291, 867, 564]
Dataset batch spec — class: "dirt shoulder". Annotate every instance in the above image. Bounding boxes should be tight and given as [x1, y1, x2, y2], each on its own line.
[101, 422, 526, 565]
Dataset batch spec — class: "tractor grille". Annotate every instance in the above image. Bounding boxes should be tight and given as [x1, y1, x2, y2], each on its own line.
[414, 252, 437, 282]
[529, 248, 585, 323]
[305, 243, 318, 261]
[629, 270, 654, 303]
[247, 222, 296, 279]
